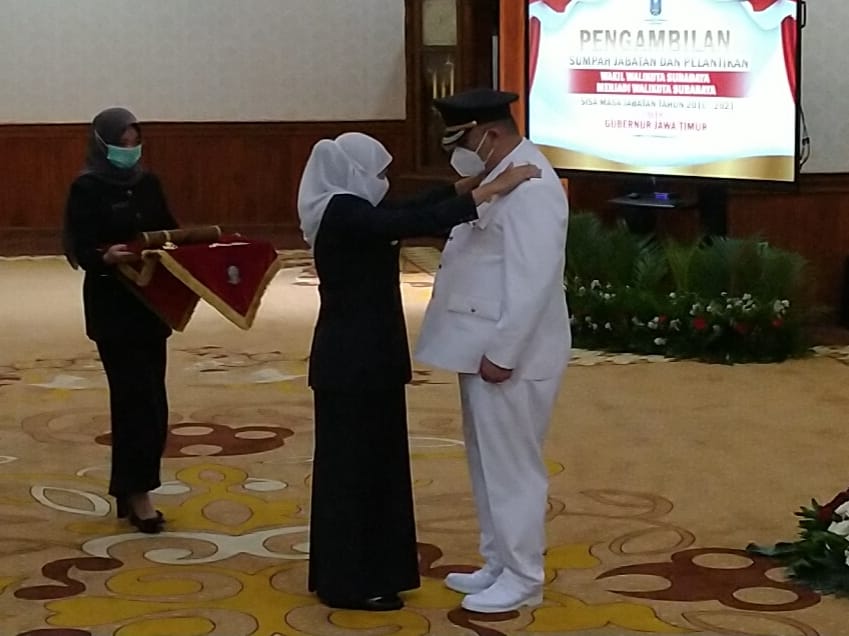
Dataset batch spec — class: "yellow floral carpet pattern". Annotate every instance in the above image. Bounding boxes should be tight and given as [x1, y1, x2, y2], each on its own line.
[1, 251, 848, 635]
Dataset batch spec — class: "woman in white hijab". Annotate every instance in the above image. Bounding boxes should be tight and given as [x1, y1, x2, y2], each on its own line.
[298, 132, 538, 612]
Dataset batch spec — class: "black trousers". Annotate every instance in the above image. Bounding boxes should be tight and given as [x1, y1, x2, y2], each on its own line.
[96, 338, 169, 498]
[308, 386, 420, 599]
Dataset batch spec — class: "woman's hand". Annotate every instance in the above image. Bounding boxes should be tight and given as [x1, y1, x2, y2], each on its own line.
[102, 243, 138, 265]
[472, 163, 541, 205]
[454, 172, 487, 195]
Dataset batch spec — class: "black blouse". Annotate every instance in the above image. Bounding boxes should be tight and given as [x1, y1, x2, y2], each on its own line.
[64, 173, 178, 341]
[308, 186, 477, 390]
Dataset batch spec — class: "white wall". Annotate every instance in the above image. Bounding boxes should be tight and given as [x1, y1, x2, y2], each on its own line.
[799, 0, 849, 172]
[0, 0, 406, 123]
[0, 1, 844, 172]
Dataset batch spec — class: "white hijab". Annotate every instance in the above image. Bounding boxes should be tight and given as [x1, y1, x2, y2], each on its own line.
[297, 132, 393, 247]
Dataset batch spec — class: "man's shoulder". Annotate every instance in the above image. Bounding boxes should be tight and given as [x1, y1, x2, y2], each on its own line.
[496, 173, 568, 228]
[507, 170, 567, 206]
[520, 138, 555, 165]
[506, 140, 561, 188]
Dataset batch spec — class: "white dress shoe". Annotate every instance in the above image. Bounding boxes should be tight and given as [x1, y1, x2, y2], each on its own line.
[460, 575, 543, 613]
[444, 565, 502, 594]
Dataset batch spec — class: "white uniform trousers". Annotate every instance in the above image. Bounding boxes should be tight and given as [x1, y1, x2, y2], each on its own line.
[458, 372, 561, 588]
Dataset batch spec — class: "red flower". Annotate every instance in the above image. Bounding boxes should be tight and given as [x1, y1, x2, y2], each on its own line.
[772, 318, 784, 328]
[658, 315, 668, 324]
[734, 322, 751, 335]
[817, 488, 849, 524]
[692, 316, 708, 331]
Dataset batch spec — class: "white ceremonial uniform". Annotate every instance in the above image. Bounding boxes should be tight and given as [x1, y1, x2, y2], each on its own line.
[415, 138, 571, 605]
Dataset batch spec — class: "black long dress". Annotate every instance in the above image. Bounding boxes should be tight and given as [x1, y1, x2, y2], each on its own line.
[64, 172, 177, 498]
[307, 186, 478, 600]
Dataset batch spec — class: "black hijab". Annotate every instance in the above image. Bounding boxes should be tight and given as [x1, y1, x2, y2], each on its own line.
[81, 107, 144, 186]
[63, 108, 144, 268]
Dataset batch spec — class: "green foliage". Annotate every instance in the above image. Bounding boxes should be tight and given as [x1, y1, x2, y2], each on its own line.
[567, 213, 645, 287]
[748, 500, 849, 597]
[566, 212, 812, 363]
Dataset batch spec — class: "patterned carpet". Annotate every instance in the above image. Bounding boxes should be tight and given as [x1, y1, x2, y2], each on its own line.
[0, 250, 848, 636]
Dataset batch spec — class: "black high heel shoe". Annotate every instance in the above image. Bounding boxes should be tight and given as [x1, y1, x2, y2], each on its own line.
[116, 497, 164, 521]
[128, 510, 165, 534]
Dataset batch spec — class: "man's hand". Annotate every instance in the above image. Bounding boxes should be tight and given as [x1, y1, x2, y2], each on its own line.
[102, 243, 138, 265]
[479, 356, 512, 384]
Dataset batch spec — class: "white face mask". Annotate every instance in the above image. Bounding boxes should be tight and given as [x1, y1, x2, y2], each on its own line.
[450, 132, 492, 177]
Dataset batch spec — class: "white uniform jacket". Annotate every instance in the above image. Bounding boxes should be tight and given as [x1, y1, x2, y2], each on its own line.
[415, 139, 571, 380]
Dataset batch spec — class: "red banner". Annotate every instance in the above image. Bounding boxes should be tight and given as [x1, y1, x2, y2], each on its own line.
[568, 69, 750, 98]
[120, 236, 281, 331]
[747, 0, 795, 11]
[529, 0, 572, 11]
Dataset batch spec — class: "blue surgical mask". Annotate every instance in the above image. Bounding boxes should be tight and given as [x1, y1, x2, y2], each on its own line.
[96, 130, 142, 169]
[106, 143, 142, 169]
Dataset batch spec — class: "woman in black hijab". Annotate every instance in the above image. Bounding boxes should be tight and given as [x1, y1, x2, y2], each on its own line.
[63, 108, 178, 533]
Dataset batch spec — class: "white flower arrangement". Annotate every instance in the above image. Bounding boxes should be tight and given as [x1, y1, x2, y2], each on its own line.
[748, 486, 849, 594]
[828, 502, 849, 566]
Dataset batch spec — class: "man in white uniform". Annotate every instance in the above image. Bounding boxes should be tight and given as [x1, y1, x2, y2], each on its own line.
[415, 89, 571, 613]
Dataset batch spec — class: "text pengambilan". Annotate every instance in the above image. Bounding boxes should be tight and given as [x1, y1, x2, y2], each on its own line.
[580, 29, 731, 52]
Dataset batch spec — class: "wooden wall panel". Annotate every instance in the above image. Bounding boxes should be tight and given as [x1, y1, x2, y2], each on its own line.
[0, 121, 413, 254]
[0, 126, 87, 231]
[729, 175, 849, 309]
